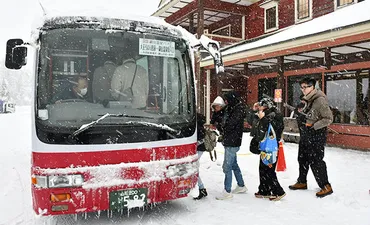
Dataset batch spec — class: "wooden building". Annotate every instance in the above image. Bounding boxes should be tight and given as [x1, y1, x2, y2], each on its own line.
[153, 0, 370, 150]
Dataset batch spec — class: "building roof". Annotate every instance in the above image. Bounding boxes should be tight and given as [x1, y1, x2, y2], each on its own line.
[152, 0, 257, 27]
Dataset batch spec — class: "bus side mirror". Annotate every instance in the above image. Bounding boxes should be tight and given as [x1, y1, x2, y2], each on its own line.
[198, 35, 224, 74]
[5, 39, 27, 69]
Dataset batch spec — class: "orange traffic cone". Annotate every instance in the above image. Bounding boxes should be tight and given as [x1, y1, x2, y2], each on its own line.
[276, 141, 286, 172]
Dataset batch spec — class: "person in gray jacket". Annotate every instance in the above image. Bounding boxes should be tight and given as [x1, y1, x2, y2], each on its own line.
[92, 53, 117, 103]
[289, 78, 334, 198]
[111, 57, 149, 109]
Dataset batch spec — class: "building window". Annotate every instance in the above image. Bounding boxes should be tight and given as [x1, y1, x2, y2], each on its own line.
[335, 0, 357, 9]
[337, 0, 353, 6]
[325, 70, 369, 125]
[212, 25, 231, 36]
[260, 0, 279, 33]
[265, 7, 277, 31]
[295, 0, 312, 22]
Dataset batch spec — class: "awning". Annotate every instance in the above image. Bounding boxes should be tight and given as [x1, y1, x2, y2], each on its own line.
[152, 0, 257, 27]
[201, 0, 370, 69]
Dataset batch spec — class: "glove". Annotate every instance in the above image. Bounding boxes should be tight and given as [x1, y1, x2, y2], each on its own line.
[217, 135, 223, 143]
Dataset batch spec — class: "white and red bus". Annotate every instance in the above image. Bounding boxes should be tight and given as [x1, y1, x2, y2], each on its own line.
[5, 15, 223, 216]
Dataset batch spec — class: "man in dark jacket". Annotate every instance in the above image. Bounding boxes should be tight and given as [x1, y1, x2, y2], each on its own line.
[216, 91, 247, 200]
[289, 78, 334, 198]
[194, 113, 208, 200]
[249, 97, 286, 201]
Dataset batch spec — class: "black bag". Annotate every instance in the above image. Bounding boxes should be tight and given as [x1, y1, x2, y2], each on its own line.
[249, 137, 261, 155]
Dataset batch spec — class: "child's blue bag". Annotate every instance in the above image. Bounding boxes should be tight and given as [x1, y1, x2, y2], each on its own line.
[259, 123, 278, 166]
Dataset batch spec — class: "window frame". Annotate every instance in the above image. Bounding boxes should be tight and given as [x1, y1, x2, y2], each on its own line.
[263, 1, 279, 33]
[295, 0, 313, 24]
[211, 24, 231, 37]
[324, 70, 369, 125]
[334, 0, 357, 10]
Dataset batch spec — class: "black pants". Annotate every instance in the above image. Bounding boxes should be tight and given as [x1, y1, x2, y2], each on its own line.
[297, 127, 330, 188]
[258, 158, 285, 196]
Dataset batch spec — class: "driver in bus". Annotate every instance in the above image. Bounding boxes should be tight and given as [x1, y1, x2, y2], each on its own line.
[52, 76, 88, 103]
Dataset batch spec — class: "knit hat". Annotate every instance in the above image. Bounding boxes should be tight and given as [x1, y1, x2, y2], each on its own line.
[259, 97, 275, 109]
[211, 96, 226, 108]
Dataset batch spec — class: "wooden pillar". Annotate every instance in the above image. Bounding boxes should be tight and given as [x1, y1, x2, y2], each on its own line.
[277, 56, 285, 112]
[188, 13, 195, 34]
[196, 0, 205, 114]
[244, 63, 249, 105]
[367, 70, 370, 111]
[197, 0, 205, 38]
[324, 47, 332, 70]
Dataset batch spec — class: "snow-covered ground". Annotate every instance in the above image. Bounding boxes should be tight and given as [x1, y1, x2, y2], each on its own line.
[1, 106, 370, 225]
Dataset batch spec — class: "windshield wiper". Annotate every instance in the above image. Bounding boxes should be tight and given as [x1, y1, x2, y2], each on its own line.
[123, 121, 181, 137]
[97, 113, 153, 119]
[71, 113, 179, 138]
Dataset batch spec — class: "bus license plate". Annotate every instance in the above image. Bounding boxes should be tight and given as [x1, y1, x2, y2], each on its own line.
[109, 188, 148, 210]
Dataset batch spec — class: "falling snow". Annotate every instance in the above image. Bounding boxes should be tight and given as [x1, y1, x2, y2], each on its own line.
[1, 106, 370, 225]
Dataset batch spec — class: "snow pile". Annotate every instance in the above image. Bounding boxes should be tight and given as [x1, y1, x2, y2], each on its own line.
[38, 154, 198, 189]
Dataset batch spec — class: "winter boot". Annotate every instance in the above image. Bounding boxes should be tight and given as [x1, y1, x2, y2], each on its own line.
[316, 184, 333, 198]
[288, 182, 307, 190]
[254, 192, 272, 199]
[193, 188, 208, 200]
[269, 193, 286, 201]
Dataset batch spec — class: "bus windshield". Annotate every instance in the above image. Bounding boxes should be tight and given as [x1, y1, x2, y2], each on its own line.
[35, 29, 195, 144]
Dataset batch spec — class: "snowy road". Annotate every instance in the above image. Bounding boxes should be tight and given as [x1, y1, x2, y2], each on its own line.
[1, 107, 370, 225]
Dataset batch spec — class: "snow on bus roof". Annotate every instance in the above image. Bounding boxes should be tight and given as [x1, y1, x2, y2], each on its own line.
[29, 1, 193, 44]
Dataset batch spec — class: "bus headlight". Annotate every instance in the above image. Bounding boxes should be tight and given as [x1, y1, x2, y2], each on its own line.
[49, 175, 84, 188]
[32, 174, 84, 188]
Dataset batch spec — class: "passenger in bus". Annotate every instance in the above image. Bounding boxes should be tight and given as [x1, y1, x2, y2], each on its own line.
[52, 76, 88, 103]
[111, 57, 149, 109]
[92, 53, 117, 103]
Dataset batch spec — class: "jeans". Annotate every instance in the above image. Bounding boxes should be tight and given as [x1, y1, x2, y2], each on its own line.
[223, 146, 245, 193]
[197, 151, 205, 189]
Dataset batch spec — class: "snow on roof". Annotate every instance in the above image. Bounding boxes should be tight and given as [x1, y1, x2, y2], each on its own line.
[28, 1, 198, 45]
[29, 0, 173, 40]
[158, 0, 172, 8]
[221, 0, 370, 56]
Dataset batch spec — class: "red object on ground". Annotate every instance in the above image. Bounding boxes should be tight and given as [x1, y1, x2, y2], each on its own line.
[276, 141, 286, 172]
